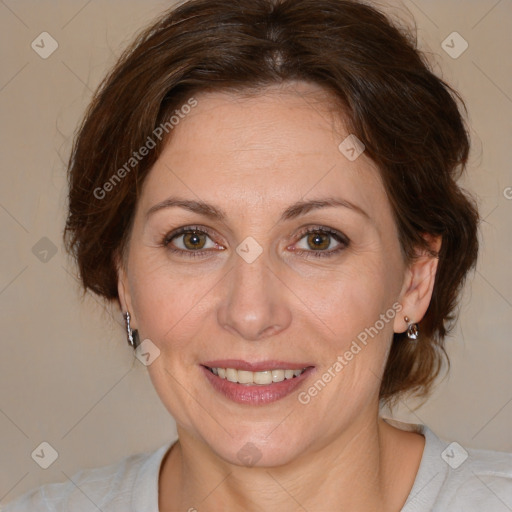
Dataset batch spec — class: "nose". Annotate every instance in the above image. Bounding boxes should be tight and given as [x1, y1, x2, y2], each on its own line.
[217, 249, 292, 341]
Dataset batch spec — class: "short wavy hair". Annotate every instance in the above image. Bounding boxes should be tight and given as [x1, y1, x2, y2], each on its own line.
[64, 0, 479, 406]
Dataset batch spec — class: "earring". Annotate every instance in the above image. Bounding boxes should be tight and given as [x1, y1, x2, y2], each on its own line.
[124, 311, 140, 349]
[404, 316, 419, 340]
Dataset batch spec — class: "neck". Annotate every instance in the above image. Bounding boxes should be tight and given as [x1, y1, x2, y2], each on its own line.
[159, 413, 424, 512]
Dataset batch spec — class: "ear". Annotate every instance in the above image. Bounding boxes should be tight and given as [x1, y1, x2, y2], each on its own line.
[116, 251, 137, 328]
[393, 234, 442, 334]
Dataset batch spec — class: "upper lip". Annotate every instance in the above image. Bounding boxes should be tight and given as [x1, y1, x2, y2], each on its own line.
[202, 359, 315, 372]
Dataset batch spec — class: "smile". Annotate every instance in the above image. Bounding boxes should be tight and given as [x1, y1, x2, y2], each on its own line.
[200, 361, 315, 405]
[207, 366, 307, 385]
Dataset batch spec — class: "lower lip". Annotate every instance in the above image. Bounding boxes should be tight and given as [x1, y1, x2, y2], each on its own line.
[201, 366, 315, 405]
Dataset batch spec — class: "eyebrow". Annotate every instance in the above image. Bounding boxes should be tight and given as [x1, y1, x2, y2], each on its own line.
[145, 196, 369, 222]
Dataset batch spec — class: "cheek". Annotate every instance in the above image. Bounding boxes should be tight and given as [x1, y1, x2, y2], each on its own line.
[290, 254, 400, 342]
[296, 260, 401, 407]
[127, 251, 221, 351]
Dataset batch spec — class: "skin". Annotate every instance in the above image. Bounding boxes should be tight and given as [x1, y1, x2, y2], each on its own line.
[117, 81, 441, 512]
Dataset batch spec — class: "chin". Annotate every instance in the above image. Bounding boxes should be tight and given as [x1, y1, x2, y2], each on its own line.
[205, 424, 311, 468]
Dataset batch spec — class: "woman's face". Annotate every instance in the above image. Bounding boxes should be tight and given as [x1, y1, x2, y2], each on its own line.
[119, 82, 413, 466]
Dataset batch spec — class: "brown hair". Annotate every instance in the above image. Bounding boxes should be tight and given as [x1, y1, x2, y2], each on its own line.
[64, 0, 479, 406]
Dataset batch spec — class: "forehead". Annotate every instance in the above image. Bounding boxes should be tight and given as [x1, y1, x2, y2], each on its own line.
[139, 82, 390, 224]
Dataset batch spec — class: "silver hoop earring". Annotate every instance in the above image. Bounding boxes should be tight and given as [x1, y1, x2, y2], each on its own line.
[404, 316, 419, 340]
[124, 311, 140, 349]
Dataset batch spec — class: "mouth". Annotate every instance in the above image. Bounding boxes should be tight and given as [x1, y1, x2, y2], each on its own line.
[204, 365, 308, 385]
[200, 360, 315, 405]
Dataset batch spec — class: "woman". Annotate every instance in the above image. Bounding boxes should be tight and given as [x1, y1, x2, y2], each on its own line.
[4, 0, 511, 510]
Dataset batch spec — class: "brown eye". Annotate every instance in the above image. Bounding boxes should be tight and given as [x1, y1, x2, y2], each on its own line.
[293, 227, 350, 259]
[163, 226, 218, 256]
[182, 230, 208, 250]
[306, 232, 331, 251]
[163, 227, 217, 252]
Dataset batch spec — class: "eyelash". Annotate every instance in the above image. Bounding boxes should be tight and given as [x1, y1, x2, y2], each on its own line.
[161, 225, 350, 259]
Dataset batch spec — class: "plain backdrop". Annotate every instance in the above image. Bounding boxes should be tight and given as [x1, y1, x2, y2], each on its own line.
[1, 0, 511, 503]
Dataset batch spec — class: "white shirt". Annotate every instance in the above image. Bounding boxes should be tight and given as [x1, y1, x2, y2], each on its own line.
[3, 421, 512, 511]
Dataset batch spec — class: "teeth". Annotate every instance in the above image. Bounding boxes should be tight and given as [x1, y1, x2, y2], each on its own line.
[226, 368, 238, 383]
[272, 369, 284, 382]
[237, 370, 254, 384]
[209, 366, 307, 385]
[254, 371, 272, 385]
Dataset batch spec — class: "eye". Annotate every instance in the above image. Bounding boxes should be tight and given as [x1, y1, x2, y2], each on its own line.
[162, 225, 349, 260]
[292, 226, 349, 258]
[162, 226, 222, 258]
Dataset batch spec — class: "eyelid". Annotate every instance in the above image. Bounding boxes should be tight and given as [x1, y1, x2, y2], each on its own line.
[163, 225, 218, 245]
[293, 224, 349, 244]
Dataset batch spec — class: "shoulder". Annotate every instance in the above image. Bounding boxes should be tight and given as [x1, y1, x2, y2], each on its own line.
[384, 418, 512, 511]
[438, 443, 512, 511]
[396, 420, 512, 512]
[2, 443, 172, 512]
